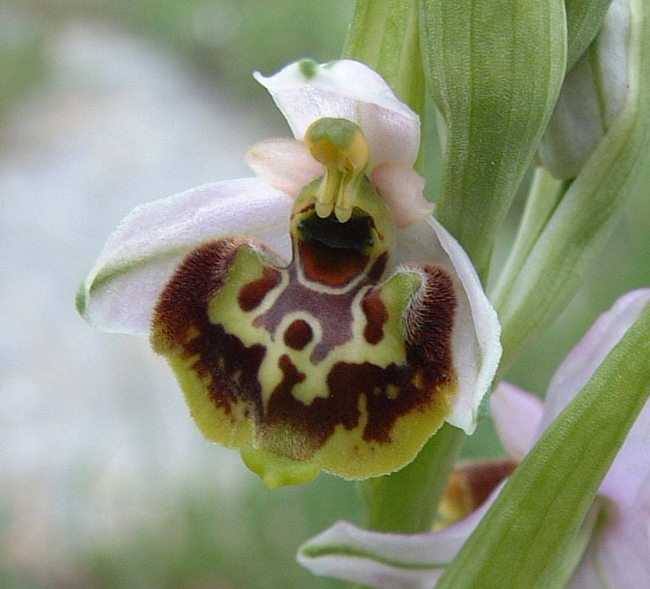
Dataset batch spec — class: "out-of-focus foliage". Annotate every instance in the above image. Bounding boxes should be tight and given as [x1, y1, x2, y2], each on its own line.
[2, 474, 360, 588]
[11, 0, 353, 101]
[81, 476, 360, 589]
[0, 5, 48, 119]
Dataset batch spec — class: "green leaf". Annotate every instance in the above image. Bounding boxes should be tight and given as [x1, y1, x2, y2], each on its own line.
[419, 0, 566, 278]
[435, 300, 650, 589]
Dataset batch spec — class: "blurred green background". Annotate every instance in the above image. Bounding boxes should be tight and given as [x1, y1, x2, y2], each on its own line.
[1, 1, 648, 587]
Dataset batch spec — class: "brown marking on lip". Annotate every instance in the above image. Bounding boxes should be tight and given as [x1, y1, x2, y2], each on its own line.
[298, 239, 368, 286]
[194, 323, 266, 418]
[152, 238, 459, 466]
[361, 289, 388, 345]
[403, 265, 456, 381]
[366, 251, 388, 282]
[151, 239, 269, 419]
[275, 355, 306, 393]
[283, 319, 313, 350]
[152, 238, 243, 349]
[238, 266, 282, 312]
[262, 356, 453, 459]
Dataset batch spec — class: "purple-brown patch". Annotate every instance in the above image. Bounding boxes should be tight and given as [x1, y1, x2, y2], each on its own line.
[283, 319, 314, 351]
[238, 267, 282, 312]
[361, 289, 388, 344]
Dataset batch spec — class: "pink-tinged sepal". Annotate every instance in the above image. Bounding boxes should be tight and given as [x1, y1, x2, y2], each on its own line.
[76, 179, 292, 335]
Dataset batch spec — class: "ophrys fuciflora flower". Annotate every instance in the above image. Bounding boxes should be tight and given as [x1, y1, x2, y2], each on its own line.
[77, 60, 501, 487]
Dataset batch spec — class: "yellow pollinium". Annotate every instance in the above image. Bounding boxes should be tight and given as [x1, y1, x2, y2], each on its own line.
[304, 118, 369, 223]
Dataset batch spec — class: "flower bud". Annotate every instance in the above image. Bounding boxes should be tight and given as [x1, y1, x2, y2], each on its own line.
[537, 0, 631, 179]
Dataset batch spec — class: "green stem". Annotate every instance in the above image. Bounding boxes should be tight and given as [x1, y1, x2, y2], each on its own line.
[490, 169, 570, 372]
[358, 424, 465, 533]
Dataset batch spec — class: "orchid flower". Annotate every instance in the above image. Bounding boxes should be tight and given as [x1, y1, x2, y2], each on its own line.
[76, 59, 501, 487]
[299, 289, 650, 587]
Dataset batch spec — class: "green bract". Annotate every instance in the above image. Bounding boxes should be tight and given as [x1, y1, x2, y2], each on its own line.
[345, 0, 425, 116]
[419, 0, 567, 278]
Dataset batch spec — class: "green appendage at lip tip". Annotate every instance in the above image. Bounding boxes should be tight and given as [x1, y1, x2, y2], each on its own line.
[240, 445, 321, 488]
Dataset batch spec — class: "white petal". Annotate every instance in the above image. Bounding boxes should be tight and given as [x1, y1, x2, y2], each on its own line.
[491, 383, 544, 460]
[395, 217, 502, 433]
[370, 162, 433, 227]
[77, 179, 292, 335]
[255, 59, 420, 168]
[245, 138, 322, 196]
[298, 497, 495, 589]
